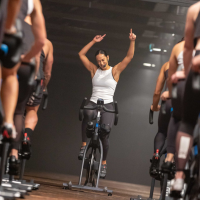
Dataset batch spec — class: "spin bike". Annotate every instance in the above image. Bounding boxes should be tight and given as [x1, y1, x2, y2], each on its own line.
[63, 98, 118, 196]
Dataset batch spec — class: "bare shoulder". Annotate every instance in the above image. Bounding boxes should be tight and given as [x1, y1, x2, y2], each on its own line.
[163, 62, 169, 71]
[33, 0, 42, 10]
[173, 41, 184, 56]
[46, 39, 53, 51]
[112, 62, 121, 74]
[188, 2, 200, 20]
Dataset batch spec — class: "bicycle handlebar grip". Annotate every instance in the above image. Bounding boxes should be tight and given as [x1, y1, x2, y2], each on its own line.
[114, 101, 118, 126]
[42, 88, 49, 110]
[172, 83, 178, 99]
[35, 79, 41, 97]
[114, 101, 118, 114]
[79, 97, 87, 121]
[80, 97, 87, 109]
[149, 109, 153, 124]
[161, 101, 166, 115]
[193, 73, 200, 90]
[42, 89, 48, 110]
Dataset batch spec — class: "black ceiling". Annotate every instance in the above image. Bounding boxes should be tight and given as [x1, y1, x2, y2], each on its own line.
[41, 0, 198, 65]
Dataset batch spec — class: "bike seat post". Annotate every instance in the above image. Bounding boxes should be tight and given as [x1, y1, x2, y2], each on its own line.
[0, 142, 9, 185]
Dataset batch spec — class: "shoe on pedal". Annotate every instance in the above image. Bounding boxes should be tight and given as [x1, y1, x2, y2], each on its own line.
[1, 123, 17, 141]
[149, 151, 160, 179]
[8, 155, 20, 175]
[100, 164, 107, 179]
[21, 133, 32, 160]
[170, 178, 184, 198]
[78, 146, 86, 160]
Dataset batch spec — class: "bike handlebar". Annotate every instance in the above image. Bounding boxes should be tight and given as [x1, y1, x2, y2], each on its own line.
[149, 109, 153, 124]
[79, 98, 119, 125]
[83, 105, 116, 113]
[42, 89, 48, 110]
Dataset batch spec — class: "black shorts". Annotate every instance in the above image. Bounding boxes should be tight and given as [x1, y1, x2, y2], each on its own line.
[26, 85, 43, 107]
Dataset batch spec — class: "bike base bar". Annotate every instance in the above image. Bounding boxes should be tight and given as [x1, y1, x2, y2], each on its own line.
[63, 182, 112, 194]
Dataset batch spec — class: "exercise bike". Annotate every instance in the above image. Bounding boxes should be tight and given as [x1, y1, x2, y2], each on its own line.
[63, 98, 118, 196]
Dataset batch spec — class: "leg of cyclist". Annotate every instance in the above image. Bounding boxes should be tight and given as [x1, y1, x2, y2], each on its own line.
[79, 101, 97, 160]
[99, 102, 115, 178]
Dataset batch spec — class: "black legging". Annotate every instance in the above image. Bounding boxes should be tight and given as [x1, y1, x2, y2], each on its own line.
[11, 65, 34, 150]
[82, 101, 115, 161]
[175, 51, 200, 171]
[179, 67, 200, 136]
[154, 99, 172, 154]
[167, 80, 185, 154]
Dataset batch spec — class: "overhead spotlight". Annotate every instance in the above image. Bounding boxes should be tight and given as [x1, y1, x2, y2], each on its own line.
[143, 63, 151, 67]
[152, 64, 156, 67]
[163, 50, 167, 52]
[172, 33, 175, 36]
[153, 48, 161, 52]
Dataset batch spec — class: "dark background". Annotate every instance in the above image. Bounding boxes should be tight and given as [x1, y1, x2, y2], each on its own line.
[26, 0, 193, 185]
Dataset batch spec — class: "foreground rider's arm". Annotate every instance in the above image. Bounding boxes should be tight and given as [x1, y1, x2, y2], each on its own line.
[114, 29, 136, 74]
[43, 40, 54, 88]
[183, 5, 195, 76]
[78, 35, 105, 74]
[5, 0, 22, 33]
[167, 46, 178, 96]
[151, 63, 167, 111]
[22, 0, 46, 63]
[35, 51, 41, 74]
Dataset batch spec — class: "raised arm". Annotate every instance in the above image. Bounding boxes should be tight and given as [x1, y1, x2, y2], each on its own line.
[184, 5, 196, 75]
[151, 62, 168, 111]
[113, 29, 136, 77]
[78, 35, 105, 77]
[43, 40, 53, 88]
[22, 0, 46, 65]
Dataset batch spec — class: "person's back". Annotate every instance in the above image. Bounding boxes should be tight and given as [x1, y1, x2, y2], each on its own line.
[24, 38, 53, 159]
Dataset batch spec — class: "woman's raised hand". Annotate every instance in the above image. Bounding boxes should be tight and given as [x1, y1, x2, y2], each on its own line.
[129, 29, 136, 41]
[93, 34, 106, 43]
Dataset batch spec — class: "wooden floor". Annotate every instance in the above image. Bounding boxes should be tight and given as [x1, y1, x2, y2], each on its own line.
[18, 171, 161, 200]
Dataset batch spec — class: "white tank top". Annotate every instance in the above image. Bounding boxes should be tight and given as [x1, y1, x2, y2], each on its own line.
[177, 51, 184, 71]
[177, 50, 195, 71]
[27, 0, 34, 15]
[90, 67, 117, 104]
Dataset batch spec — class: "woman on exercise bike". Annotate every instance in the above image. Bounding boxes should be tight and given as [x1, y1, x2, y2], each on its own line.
[78, 29, 136, 178]
[149, 61, 172, 180]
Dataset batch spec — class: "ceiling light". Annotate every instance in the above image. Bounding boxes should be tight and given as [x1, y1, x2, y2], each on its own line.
[153, 48, 161, 52]
[172, 33, 175, 36]
[152, 64, 156, 67]
[163, 50, 167, 52]
[143, 63, 151, 67]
